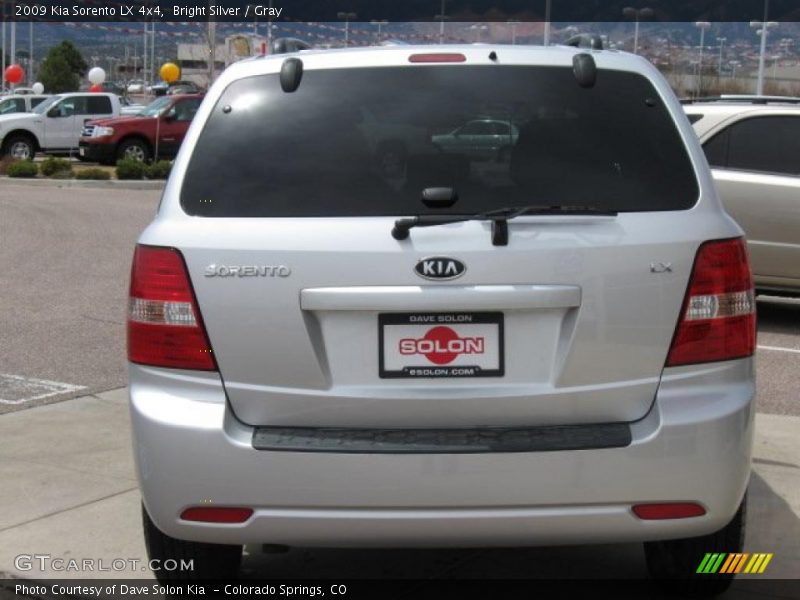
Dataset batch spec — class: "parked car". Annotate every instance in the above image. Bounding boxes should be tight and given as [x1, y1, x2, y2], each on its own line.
[148, 82, 170, 97]
[127, 80, 146, 94]
[684, 95, 800, 296]
[167, 82, 202, 95]
[119, 95, 147, 116]
[0, 93, 119, 159]
[432, 118, 519, 161]
[129, 43, 755, 595]
[0, 94, 50, 114]
[79, 94, 203, 163]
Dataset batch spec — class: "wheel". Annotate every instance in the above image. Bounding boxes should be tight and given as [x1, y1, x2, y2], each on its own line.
[644, 494, 746, 597]
[142, 504, 243, 581]
[117, 138, 151, 163]
[3, 134, 35, 160]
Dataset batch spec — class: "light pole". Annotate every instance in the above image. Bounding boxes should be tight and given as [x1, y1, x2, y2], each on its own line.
[338, 12, 357, 47]
[622, 7, 654, 55]
[717, 36, 726, 77]
[543, 0, 551, 46]
[507, 20, 520, 45]
[750, 4, 778, 96]
[435, 0, 449, 44]
[694, 21, 711, 96]
[370, 20, 388, 44]
[729, 60, 740, 79]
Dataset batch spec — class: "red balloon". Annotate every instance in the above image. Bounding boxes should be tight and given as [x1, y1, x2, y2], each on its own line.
[89, 83, 103, 93]
[4, 64, 24, 84]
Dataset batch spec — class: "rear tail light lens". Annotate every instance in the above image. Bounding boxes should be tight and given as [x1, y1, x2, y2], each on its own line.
[127, 245, 216, 371]
[666, 238, 755, 367]
[632, 503, 706, 520]
[180, 507, 253, 523]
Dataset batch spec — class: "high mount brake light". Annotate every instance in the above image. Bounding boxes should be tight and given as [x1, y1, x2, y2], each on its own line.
[666, 238, 756, 367]
[408, 53, 467, 63]
[127, 245, 217, 371]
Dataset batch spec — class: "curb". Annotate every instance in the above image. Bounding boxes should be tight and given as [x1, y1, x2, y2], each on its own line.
[0, 177, 165, 191]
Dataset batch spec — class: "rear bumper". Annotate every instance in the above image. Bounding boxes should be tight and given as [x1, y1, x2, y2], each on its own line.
[129, 359, 754, 547]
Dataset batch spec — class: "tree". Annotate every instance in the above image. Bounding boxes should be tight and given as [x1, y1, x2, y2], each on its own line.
[38, 41, 88, 93]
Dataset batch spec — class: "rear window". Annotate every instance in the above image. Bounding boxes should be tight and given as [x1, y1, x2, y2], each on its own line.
[181, 66, 698, 217]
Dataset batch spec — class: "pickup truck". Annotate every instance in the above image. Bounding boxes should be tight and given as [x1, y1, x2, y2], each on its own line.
[0, 92, 119, 160]
[79, 94, 203, 164]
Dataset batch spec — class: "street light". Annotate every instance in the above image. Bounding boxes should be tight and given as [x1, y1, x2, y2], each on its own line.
[507, 20, 520, 45]
[370, 20, 388, 43]
[694, 21, 711, 96]
[435, 0, 449, 44]
[337, 12, 357, 47]
[729, 60, 741, 79]
[750, 8, 778, 96]
[622, 6, 654, 55]
[717, 36, 727, 76]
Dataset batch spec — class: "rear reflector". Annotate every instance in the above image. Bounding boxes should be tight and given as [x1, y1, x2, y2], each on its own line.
[666, 238, 755, 367]
[408, 53, 466, 63]
[180, 507, 254, 523]
[127, 245, 217, 371]
[633, 503, 706, 520]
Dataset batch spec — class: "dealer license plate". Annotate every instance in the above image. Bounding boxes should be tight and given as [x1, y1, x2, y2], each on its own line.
[379, 312, 504, 378]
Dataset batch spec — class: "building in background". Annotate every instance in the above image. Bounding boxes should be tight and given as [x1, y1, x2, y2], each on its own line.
[177, 34, 267, 87]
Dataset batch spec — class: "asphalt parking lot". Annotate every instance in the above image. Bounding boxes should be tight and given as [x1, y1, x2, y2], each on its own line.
[0, 181, 798, 591]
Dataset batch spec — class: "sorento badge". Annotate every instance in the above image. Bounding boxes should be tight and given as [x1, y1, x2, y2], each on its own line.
[414, 257, 466, 281]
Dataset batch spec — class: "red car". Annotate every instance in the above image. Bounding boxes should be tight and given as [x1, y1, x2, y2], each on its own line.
[78, 94, 203, 164]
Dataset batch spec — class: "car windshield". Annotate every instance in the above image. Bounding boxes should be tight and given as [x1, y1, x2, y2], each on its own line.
[138, 96, 172, 117]
[182, 65, 699, 217]
[32, 95, 62, 114]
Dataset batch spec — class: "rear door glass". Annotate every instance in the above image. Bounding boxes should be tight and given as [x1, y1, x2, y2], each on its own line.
[181, 65, 698, 217]
[704, 116, 800, 175]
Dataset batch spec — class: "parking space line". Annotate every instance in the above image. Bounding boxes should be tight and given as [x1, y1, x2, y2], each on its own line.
[757, 345, 800, 355]
[0, 374, 86, 405]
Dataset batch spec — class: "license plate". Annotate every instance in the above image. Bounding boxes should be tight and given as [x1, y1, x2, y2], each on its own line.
[379, 312, 504, 378]
[79, 147, 85, 157]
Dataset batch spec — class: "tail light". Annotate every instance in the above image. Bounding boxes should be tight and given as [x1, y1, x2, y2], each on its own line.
[666, 238, 755, 367]
[632, 503, 706, 520]
[127, 245, 217, 371]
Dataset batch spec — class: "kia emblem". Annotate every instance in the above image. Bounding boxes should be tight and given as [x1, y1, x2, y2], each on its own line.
[414, 257, 466, 281]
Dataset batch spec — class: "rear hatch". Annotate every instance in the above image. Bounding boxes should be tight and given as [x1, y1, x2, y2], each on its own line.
[163, 56, 707, 428]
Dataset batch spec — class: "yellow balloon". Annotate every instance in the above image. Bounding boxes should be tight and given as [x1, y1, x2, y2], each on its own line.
[160, 62, 180, 83]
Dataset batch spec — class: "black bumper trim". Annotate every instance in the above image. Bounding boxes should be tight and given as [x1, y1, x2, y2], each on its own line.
[252, 423, 632, 454]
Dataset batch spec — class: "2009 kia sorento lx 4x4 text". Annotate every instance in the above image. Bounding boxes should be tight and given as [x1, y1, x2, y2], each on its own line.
[128, 41, 756, 595]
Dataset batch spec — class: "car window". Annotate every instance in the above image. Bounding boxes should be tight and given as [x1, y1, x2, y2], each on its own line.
[182, 66, 699, 217]
[30, 96, 47, 109]
[703, 115, 800, 175]
[0, 98, 25, 114]
[492, 121, 511, 135]
[172, 98, 202, 121]
[54, 97, 87, 117]
[87, 96, 112, 114]
[686, 114, 703, 124]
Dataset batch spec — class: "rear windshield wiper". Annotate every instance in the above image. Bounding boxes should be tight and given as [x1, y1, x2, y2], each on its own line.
[391, 205, 618, 246]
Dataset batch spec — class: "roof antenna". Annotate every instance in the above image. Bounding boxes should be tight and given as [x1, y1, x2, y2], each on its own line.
[572, 53, 597, 88]
[280, 58, 304, 93]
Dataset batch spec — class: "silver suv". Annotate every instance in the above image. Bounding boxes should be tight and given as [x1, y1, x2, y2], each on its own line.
[128, 42, 756, 594]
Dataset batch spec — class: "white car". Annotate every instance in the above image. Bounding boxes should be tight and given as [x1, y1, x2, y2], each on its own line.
[127, 80, 146, 94]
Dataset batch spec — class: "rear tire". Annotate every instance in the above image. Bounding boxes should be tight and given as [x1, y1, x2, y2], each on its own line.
[142, 504, 243, 581]
[644, 494, 746, 597]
